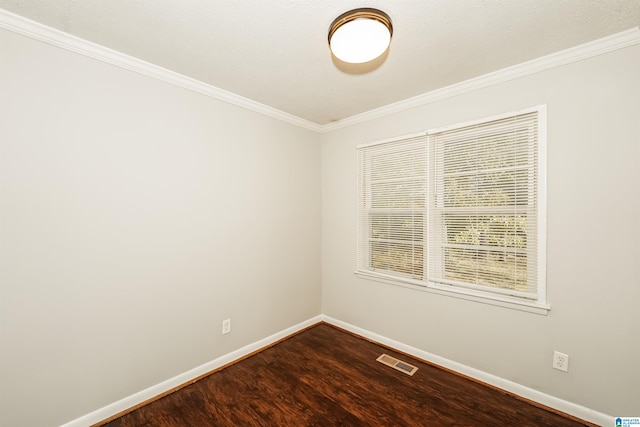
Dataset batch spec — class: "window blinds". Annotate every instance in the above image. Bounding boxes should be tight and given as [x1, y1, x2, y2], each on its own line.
[357, 134, 428, 281]
[356, 107, 544, 303]
[428, 111, 540, 299]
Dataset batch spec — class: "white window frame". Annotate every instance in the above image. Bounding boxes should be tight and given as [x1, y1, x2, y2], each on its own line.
[355, 106, 548, 315]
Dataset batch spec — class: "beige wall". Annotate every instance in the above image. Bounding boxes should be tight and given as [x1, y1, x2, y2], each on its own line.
[0, 29, 321, 426]
[321, 45, 640, 416]
[2, 22, 639, 427]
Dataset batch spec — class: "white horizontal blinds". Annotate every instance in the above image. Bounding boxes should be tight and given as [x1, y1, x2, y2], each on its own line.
[357, 136, 427, 280]
[428, 111, 539, 298]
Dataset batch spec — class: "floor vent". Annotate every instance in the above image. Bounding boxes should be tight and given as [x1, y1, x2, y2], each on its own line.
[376, 354, 418, 376]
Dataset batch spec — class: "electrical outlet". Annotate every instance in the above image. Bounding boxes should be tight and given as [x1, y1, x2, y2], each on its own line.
[553, 351, 569, 372]
[222, 319, 231, 335]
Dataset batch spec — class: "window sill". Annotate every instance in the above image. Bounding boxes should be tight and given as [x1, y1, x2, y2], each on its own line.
[354, 271, 550, 316]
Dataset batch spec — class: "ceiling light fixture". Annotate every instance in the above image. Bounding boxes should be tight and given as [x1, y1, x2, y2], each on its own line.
[328, 8, 393, 64]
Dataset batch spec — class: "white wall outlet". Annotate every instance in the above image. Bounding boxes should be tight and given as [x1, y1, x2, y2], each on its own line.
[553, 351, 569, 372]
[222, 319, 231, 335]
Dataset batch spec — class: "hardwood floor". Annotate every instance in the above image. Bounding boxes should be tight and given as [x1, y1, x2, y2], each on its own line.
[99, 323, 594, 426]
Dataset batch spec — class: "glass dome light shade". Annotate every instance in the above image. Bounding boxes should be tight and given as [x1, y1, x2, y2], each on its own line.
[328, 9, 393, 64]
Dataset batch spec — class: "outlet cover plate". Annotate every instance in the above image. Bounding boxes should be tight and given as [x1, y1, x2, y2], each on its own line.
[222, 319, 231, 334]
[553, 351, 569, 372]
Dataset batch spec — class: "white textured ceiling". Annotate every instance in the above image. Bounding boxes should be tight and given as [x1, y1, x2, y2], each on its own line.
[1, 1, 639, 125]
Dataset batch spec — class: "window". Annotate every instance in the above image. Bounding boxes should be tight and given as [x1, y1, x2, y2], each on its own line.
[357, 133, 428, 281]
[356, 106, 547, 312]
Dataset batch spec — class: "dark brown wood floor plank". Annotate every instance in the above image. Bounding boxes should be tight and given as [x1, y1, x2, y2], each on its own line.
[100, 323, 594, 427]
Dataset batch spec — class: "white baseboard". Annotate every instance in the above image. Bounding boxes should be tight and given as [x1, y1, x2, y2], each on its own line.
[320, 315, 613, 427]
[61, 314, 612, 427]
[60, 315, 323, 427]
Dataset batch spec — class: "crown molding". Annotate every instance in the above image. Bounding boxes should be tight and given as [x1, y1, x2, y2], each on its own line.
[320, 26, 640, 133]
[0, 9, 324, 133]
[2, 8, 638, 135]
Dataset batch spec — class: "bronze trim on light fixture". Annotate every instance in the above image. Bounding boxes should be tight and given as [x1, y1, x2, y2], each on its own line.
[328, 8, 393, 44]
